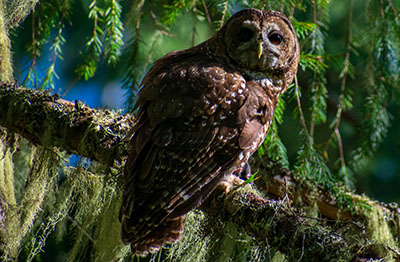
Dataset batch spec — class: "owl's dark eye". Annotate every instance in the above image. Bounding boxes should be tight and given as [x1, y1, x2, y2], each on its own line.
[268, 32, 283, 45]
[237, 28, 255, 42]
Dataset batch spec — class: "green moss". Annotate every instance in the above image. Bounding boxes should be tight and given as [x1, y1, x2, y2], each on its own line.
[3, 0, 38, 29]
[0, 136, 18, 259]
[11, 139, 34, 203]
[0, 0, 13, 81]
[20, 149, 58, 235]
[363, 203, 399, 261]
[0, 138, 16, 207]
[168, 210, 211, 262]
[168, 185, 291, 262]
[91, 190, 129, 261]
[271, 251, 286, 262]
[67, 164, 126, 262]
[367, 206, 395, 245]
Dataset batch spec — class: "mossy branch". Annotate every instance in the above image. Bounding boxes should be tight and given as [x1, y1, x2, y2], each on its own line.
[0, 82, 132, 167]
[1, 82, 400, 261]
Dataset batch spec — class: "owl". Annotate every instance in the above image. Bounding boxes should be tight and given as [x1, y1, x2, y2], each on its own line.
[119, 8, 299, 256]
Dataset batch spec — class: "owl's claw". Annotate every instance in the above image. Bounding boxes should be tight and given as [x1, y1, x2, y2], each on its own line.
[238, 162, 252, 180]
[218, 173, 245, 195]
[219, 163, 252, 195]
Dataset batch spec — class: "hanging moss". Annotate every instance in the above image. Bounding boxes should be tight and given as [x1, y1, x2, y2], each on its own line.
[167, 210, 211, 262]
[67, 163, 126, 262]
[361, 202, 399, 261]
[0, 135, 18, 259]
[0, 0, 13, 81]
[0, 133, 62, 260]
[24, 165, 71, 261]
[2, 0, 38, 29]
[168, 185, 289, 262]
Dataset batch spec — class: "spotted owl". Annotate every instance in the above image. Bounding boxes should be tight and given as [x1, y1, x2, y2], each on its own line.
[119, 8, 300, 256]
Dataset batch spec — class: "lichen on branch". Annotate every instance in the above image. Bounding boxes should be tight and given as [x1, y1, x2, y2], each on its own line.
[0, 82, 132, 167]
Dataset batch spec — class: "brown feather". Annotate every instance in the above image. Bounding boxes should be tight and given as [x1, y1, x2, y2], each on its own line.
[119, 8, 299, 256]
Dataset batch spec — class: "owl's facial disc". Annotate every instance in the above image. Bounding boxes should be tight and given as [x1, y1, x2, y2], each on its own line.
[257, 24, 286, 69]
[222, 10, 298, 80]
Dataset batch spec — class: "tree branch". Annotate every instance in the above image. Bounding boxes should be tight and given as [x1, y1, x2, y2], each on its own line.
[0, 82, 133, 166]
[1, 82, 400, 261]
[203, 189, 353, 261]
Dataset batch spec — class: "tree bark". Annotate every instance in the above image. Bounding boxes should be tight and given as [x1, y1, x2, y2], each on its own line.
[0, 82, 132, 166]
[1, 82, 400, 261]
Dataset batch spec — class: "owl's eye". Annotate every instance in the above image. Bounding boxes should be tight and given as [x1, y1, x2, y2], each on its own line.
[237, 28, 255, 42]
[268, 32, 283, 45]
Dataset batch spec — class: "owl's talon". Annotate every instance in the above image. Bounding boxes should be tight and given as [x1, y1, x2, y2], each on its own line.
[239, 162, 252, 180]
[219, 174, 245, 194]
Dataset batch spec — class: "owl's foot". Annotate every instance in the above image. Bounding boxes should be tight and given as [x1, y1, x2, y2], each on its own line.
[218, 173, 244, 194]
[218, 162, 255, 194]
[238, 162, 252, 180]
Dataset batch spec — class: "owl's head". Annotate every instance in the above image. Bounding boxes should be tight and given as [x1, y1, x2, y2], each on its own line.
[219, 9, 299, 85]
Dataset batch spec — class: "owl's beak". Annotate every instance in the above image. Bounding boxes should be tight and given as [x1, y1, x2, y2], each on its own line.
[257, 42, 264, 59]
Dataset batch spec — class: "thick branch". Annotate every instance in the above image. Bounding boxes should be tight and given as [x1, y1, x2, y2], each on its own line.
[204, 190, 353, 261]
[201, 156, 400, 261]
[0, 82, 133, 166]
[1, 83, 400, 260]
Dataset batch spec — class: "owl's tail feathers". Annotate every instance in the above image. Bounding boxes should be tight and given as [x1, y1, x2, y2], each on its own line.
[131, 215, 186, 257]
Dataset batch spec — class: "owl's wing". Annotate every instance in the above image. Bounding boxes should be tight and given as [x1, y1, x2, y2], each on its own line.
[119, 51, 249, 254]
[237, 81, 274, 152]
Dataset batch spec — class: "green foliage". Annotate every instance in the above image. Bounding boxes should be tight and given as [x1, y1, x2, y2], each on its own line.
[299, 53, 328, 74]
[23, 0, 72, 89]
[350, 0, 400, 171]
[161, 0, 193, 25]
[295, 129, 334, 187]
[103, 0, 124, 66]
[76, 0, 124, 80]
[75, 0, 104, 80]
[260, 97, 289, 168]
[244, 170, 260, 184]
[293, 21, 317, 40]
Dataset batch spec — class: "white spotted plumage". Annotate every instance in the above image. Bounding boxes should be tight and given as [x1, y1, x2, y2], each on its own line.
[120, 8, 299, 256]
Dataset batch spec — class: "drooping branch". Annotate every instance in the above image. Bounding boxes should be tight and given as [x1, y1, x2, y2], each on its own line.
[1, 82, 400, 261]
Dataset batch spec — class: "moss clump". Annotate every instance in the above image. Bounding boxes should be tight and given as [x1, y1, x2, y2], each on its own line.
[0, 0, 13, 81]
[362, 202, 400, 261]
[0, 135, 18, 259]
[168, 210, 211, 262]
[67, 164, 126, 262]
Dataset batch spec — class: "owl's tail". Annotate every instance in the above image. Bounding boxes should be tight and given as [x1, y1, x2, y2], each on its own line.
[131, 215, 186, 256]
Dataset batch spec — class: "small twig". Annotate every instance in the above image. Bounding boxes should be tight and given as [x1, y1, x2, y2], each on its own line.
[65, 215, 95, 242]
[335, 128, 345, 167]
[61, 76, 79, 98]
[23, 9, 38, 87]
[387, 0, 398, 16]
[40, 0, 68, 90]
[323, 0, 353, 162]
[380, 0, 385, 19]
[201, 0, 212, 25]
[297, 233, 305, 262]
[295, 77, 309, 139]
[191, 0, 197, 46]
[309, 1, 318, 137]
[149, 10, 174, 36]
[219, 1, 229, 29]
